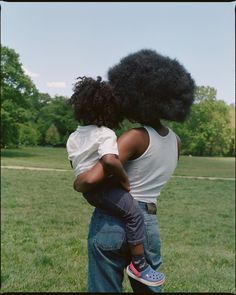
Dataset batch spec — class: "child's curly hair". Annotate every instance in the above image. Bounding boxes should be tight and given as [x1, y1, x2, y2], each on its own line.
[108, 49, 196, 124]
[69, 76, 123, 129]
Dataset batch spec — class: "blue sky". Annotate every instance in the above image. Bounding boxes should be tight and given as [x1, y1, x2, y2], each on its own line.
[1, 2, 235, 104]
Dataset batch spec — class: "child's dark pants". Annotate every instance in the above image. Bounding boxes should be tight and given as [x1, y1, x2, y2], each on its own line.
[84, 186, 145, 246]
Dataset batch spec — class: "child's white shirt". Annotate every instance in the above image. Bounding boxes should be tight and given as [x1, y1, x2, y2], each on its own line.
[66, 125, 119, 176]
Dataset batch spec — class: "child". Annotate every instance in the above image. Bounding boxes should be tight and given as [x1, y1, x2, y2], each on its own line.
[66, 76, 165, 286]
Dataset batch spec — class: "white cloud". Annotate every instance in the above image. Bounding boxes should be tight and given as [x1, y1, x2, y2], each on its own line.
[46, 82, 67, 88]
[22, 66, 39, 78]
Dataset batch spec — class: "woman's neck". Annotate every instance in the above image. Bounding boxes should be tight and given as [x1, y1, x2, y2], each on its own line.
[150, 121, 169, 136]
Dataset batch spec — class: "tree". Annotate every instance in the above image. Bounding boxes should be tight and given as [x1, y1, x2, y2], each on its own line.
[36, 96, 77, 145]
[1, 45, 39, 147]
[187, 98, 232, 156]
[45, 124, 60, 146]
[194, 86, 217, 103]
[18, 124, 39, 146]
[167, 86, 233, 156]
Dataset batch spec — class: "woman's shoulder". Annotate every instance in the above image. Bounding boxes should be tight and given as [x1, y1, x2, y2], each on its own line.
[119, 127, 149, 145]
[122, 126, 147, 136]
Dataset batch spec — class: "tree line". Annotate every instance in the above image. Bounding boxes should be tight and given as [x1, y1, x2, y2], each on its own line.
[1, 45, 235, 156]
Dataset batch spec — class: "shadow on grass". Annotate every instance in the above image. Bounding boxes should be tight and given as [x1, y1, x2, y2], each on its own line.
[1, 149, 36, 158]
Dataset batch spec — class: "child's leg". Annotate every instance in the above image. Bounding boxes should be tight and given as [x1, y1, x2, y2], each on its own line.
[85, 187, 149, 271]
[130, 244, 149, 272]
[94, 188, 165, 286]
[83, 190, 105, 208]
[84, 187, 165, 286]
[84, 187, 146, 254]
[91, 187, 145, 245]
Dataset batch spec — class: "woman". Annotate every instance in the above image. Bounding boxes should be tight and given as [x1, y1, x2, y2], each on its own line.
[74, 49, 195, 292]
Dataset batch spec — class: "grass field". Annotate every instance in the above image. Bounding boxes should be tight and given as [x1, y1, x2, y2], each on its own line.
[1, 147, 235, 292]
[1, 146, 235, 178]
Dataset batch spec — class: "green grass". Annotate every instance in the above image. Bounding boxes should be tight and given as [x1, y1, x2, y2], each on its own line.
[1, 147, 70, 170]
[158, 178, 235, 293]
[1, 147, 235, 292]
[1, 169, 91, 292]
[174, 156, 235, 178]
[1, 146, 235, 178]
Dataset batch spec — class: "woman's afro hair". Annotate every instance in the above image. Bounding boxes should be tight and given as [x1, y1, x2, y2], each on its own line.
[69, 76, 123, 129]
[108, 49, 196, 124]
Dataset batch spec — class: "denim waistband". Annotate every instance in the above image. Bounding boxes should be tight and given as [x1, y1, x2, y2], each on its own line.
[138, 201, 157, 215]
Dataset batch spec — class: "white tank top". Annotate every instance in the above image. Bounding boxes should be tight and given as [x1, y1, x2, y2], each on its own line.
[124, 125, 178, 204]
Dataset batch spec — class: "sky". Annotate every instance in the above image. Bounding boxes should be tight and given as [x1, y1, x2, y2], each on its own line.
[1, 2, 235, 105]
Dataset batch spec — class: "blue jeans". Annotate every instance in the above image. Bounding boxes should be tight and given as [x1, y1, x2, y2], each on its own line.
[87, 201, 163, 293]
[84, 187, 145, 246]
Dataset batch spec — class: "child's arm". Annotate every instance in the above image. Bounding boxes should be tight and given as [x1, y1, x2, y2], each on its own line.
[101, 154, 130, 192]
[74, 129, 140, 193]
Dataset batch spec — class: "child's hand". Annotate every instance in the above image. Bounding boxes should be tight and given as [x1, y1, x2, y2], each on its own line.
[120, 179, 130, 192]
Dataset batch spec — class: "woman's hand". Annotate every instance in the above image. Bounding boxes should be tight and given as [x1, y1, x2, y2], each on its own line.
[120, 179, 130, 192]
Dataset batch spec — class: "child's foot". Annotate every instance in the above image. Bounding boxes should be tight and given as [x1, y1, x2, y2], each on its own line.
[126, 262, 165, 287]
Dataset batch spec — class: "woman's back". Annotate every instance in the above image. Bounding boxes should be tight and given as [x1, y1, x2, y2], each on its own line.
[124, 126, 178, 203]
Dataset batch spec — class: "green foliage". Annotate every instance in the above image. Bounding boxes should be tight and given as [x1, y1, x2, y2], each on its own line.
[1, 45, 39, 147]
[194, 85, 217, 103]
[1, 107, 20, 148]
[36, 96, 77, 146]
[37, 96, 78, 145]
[1, 45, 234, 156]
[167, 86, 234, 156]
[188, 99, 231, 156]
[1, 45, 77, 147]
[34, 95, 78, 146]
[18, 124, 39, 146]
[45, 124, 60, 146]
[1, 46, 38, 105]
